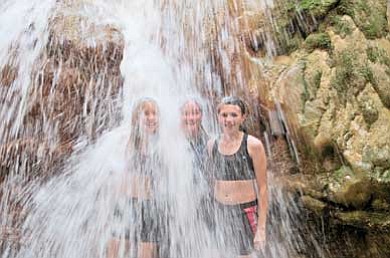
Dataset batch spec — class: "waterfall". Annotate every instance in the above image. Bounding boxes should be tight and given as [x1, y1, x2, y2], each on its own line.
[0, 0, 326, 258]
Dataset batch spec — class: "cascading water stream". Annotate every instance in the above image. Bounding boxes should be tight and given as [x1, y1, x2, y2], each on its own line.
[0, 0, 57, 255]
[0, 0, 327, 258]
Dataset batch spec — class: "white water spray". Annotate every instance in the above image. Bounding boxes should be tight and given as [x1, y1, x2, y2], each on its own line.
[0, 1, 327, 258]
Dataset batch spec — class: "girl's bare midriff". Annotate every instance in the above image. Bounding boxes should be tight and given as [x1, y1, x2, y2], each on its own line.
[214, 179, 257, 205]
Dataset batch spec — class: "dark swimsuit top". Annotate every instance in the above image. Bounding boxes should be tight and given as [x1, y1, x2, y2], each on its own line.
[212, 133, 255, 181]
[127, 151, 162, 191]
[190, 131, 207, 170]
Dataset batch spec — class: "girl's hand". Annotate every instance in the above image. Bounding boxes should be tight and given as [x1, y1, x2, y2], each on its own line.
[253, 228, 266, 251]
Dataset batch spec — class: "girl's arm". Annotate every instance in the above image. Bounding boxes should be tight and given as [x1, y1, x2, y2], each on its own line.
[248, 135, 268, 250]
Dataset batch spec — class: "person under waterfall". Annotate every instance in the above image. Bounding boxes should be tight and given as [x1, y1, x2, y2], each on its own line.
[107, 98, 164, 258]
[207, 96, 268, 258]
[180, 99, 215, 231]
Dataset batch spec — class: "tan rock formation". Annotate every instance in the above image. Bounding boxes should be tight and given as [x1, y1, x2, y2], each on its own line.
[219, 1, 390, 255]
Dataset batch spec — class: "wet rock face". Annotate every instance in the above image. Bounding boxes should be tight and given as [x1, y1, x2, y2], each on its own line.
[43, 15, 124, 144]
[0, 2, 125, 180]
[217, 0, 390, 257]
[267, 7, 390, 179]
[0, 2, 125, 250]
[211, 0, 390, 189]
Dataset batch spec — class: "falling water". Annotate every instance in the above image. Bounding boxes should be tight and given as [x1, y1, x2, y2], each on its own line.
[0, 0, 328, 258]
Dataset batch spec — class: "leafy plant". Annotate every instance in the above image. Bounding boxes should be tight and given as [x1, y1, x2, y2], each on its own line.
[304, 33, 332, 52]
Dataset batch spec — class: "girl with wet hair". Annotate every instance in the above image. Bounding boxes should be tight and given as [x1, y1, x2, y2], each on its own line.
[180, 98, 215, 224]
[180, 99, 208, 160]
[128, 98, 160, 152]
[208, 96, 268, 258]
[108, 98, 162, 258]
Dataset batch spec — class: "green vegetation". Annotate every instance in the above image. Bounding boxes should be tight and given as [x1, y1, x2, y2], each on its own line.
[337, 0, 388, 39]
[313, 70, 322, 90]
[366, 46, 390, 107]
[301, 62, 323, 103]
[334, 165, 354, 182]
[298, 0, 339, 17]
[359, 64, 376, 86]
[267, 0, 388, 57]
[271, 0, 338, 54]
[358, 96, 379, 126]
[331, 50, 376, 104]
[304, 33, 332, 52]
[330, 15, 353, 38]
[331, 51, 354, 99]
[301, 61, 311, 104]
[277, 32, 304, 54]
[271, 0, 306, 54]
[366, 46, 390, 67]
[302, 69, 323, 104]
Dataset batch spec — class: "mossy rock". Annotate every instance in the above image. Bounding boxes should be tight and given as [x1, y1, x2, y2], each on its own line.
[281, 33, 304, 54]
[363, 145, 390, 169]
[371, 181, 390, 211]
[298, 0, 339, 18]
[334, 210, 390, 230]
[330, 50, 376, 104]
[301, 195, 327, 215]
[358, 97, 379, 126]
[270, 0, 334, 54]
[338, 0, 388, 39]
[328, 14, 354, 38]
[366, 45, 390, 67]
[369, 62, 390, 109]
[327, 166, 374, 209]
[304, 33, 332, 52]
[371, 198, 390, 211]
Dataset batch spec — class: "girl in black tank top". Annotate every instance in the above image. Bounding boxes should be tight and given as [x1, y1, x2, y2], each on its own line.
[212, 133, 255, 181]
[208, 96, 268, 257]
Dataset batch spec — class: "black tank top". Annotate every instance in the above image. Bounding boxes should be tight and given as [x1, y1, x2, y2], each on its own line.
[127, 151, 162, 191]
[212, 133, 255, 181]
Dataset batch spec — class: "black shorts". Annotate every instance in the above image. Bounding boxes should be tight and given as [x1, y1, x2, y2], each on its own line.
[113, 199, 160, 243]
[214, 200, 258, 256]
[199, 195, 215, 230]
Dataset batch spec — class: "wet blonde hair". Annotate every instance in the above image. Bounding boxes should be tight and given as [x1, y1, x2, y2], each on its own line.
[128, 98, 159, 152]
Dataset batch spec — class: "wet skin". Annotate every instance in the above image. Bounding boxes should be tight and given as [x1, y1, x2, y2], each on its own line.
[181, 101, 202, 139]
[140, 102, 159, 135]
[215, 104, 256, 204]
[110, 101, 160, 258]
[209, 102, 268, 256]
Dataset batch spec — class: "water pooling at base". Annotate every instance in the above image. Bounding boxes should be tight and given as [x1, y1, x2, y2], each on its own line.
[0, 0, 325, 258]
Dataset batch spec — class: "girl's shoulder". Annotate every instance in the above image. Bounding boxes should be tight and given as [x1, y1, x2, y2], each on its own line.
[246, 134, 265, 153]
[206, 137, 218, 156]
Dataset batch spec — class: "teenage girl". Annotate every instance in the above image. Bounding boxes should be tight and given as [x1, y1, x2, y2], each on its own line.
[208, 96, 268, 258]
[108, 98, 161, 258]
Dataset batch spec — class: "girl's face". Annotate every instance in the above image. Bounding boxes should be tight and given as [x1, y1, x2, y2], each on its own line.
[140, 102, 159, 135]
[181, 101, 202, 138]
[217, 104, 245, 134]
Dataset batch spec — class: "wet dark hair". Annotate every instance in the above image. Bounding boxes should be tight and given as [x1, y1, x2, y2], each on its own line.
[217, 96, 248, 132]
[217, 96, 248, 115]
